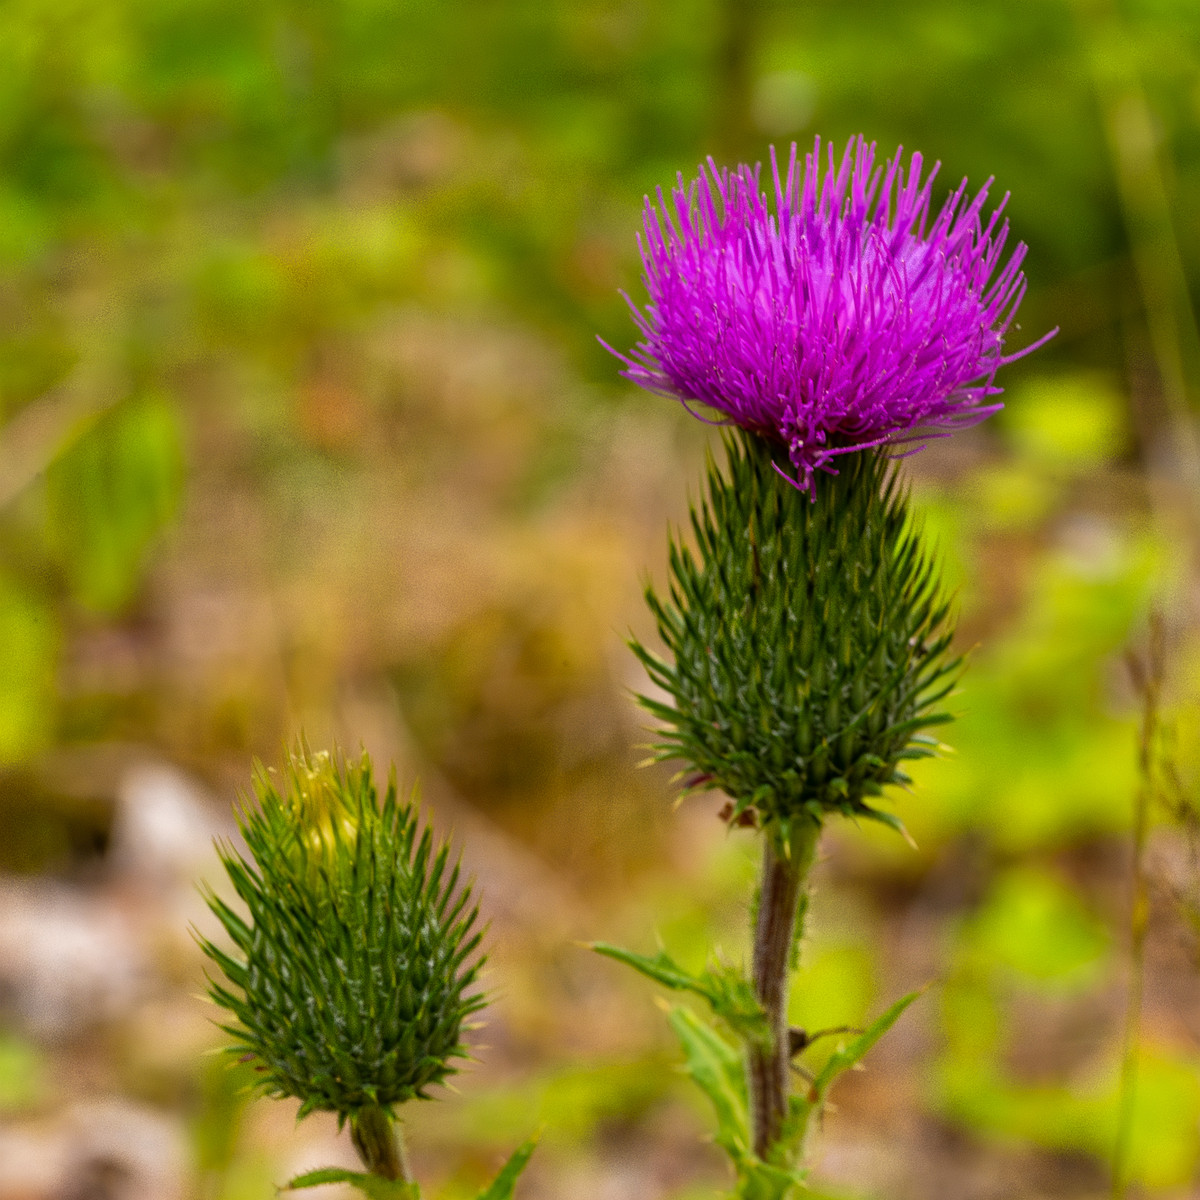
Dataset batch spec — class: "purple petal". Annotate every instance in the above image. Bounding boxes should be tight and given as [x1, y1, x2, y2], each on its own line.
[610, 136, 1054, 488]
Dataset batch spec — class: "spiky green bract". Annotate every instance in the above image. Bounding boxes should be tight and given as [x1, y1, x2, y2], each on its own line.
[633, 431, 958, 838]
[200, 748, 485, 1120]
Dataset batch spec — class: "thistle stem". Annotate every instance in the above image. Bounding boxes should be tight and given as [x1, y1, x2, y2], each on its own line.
[748, 819, 820, 1159]
[351, 1104, 413, 1184]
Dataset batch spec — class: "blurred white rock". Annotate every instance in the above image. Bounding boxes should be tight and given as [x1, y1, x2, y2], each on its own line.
[109, 762, 231, 893]
[0, 879, 147, 1041]
[0, 1098, 186, 1200]
[0, 1118, 64, 1199]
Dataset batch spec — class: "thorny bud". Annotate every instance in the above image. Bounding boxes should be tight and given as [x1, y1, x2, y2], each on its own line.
[199, 746, 485, 1122]
[632, 432, 959, 841]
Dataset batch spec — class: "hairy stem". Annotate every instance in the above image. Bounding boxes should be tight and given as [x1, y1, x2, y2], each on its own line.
[351, 1104, 413, 1184]
[748, 820, 821, 1159]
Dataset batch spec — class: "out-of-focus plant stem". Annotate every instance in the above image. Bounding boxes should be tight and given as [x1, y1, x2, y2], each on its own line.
[1113, 614, 1164, 1199]
[1073, 0, 1200, 499]
[748, 819, 820, 1158]
[0, 366, 121, 512]
[715, 0, 759, 160]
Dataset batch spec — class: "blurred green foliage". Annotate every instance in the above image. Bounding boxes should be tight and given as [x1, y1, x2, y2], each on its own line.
[0, 1031, 47, 1110]
[43, 392, 183, 612]
[2, 0, 1196, 759]
[1, 0, 1199, 1196]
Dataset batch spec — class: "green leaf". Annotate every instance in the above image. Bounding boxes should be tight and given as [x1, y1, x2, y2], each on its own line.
[667, 1005, 750, 1163]
[704, 964, 771, 1046]
[284, 1167, 419, 1199]
[591, 942, 707, 995]
[0, 572, 58, 765]
[473, 1136, 538, 1200]
[591, 943, 768, 1045]
[735, 1156, 807, 1200]
[43, 391, 183, 614]
[812, 990, 922, 1102]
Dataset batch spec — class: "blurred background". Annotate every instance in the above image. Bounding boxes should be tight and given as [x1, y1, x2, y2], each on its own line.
[0, 0, 1198, 1197]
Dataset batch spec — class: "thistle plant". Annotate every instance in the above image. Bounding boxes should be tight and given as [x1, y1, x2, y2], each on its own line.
[200, 746, 534, 1200]
[598, 137, 1052, 1195]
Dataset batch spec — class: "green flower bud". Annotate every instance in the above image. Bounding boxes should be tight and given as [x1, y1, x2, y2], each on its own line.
[632, 432, 958, 836]
[200, 747, 485, 1120]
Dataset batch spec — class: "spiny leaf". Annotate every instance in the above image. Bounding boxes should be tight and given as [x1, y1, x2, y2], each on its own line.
[590, 943, 711, 997]
[590, 944, 768, 1045]
[283, 1167, 419, 1199]
[667, 1005, 750, 1163]
[812, 990, 922, 1102]
[702, 964, 771, 1046]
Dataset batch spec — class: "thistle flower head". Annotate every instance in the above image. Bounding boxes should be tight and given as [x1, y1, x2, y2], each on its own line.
[611, 136, 1052, 491]
[200, 747, 485, 1120]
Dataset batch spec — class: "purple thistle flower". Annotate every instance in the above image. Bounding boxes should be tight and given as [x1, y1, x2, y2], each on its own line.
[607, 136, 1054, 491]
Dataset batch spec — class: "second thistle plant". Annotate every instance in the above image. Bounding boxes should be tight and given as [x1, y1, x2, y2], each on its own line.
[200, 748, 534, 1199]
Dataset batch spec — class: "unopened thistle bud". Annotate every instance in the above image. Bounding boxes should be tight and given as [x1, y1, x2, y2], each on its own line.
[200, 748, 485, 1123]
[633, 432, 958, 838]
